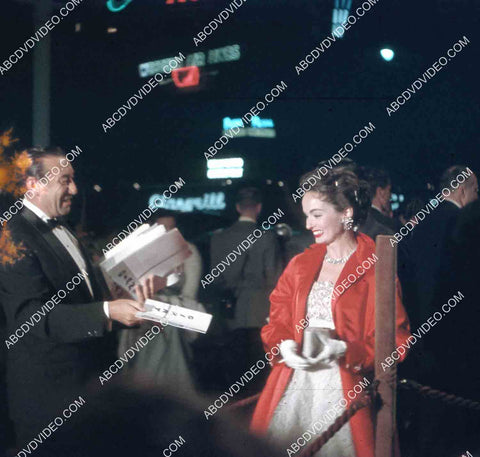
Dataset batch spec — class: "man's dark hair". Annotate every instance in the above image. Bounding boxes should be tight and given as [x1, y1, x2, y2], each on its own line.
[235, 187, 262, 210]
[362, 167, 391, 191]
[23, 146, 66, 183]
[439, 165, 473, 191]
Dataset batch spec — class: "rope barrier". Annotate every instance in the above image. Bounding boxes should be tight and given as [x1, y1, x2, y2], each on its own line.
[298, 380, 379, 457]
[227, 378, 480, 457]
[398, 379, 480, 411]
[228, 393, 261, 410]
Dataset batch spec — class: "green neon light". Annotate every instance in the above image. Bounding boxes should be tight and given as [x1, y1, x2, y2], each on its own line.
[106, 0, 133, 12]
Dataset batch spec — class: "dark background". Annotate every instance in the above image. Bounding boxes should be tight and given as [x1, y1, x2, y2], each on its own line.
[0, 0, 479, 233]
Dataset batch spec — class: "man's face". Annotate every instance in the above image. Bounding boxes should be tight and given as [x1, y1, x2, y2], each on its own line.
[462, 174, 479, 206]
[28, 155, 78, 218]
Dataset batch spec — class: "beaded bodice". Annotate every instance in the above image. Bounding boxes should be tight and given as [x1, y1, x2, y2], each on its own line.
[306, 280, 335, 329]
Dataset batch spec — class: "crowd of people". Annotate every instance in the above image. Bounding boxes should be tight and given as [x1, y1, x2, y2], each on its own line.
[0, 146, 479, 457]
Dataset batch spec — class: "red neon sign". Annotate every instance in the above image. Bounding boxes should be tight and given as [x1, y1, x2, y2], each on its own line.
[165, 0, 198, 4]
[171, 66, 200, 88]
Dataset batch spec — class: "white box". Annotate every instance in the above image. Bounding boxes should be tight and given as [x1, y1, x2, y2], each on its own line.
[100, 224, 191, 298]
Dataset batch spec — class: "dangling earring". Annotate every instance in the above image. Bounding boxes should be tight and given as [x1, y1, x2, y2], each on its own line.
[342, 216, 354, 231]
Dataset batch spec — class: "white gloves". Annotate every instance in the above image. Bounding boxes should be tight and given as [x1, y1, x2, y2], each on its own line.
[279, 340, 312, 370]
[279, 335, 347, 371]
[307, 333, 347, 366]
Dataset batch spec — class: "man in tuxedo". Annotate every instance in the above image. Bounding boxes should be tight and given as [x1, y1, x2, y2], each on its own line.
[405, 165, 478, 329]
[400, 165, 478, 457]
[210, 188, 282, 389]
[0, 147, 161, 446]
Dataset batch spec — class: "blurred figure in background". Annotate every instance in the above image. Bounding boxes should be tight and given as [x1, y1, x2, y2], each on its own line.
[405, 165, 478, 330]
[361, 167, 397, 232]
[155, 210, 202, 300]
[210, 187, 282, 391]
[399, 165, 478, 457]
[36, 376, 282, 457]
[117, 211, 205, 395]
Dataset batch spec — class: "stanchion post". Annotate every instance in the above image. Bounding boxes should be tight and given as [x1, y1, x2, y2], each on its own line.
[375, 236, 397, 457]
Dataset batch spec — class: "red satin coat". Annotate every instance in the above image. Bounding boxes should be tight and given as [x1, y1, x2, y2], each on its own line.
[250, 233, 411, 457]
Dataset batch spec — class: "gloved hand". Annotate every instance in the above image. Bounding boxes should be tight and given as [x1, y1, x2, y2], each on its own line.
[307, 333, 347, 366]
[279, 340, 312, 370]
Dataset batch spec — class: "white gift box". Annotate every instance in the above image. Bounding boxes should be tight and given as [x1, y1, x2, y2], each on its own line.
[100, 224, 191, 298]
[137, 299, 213, 334]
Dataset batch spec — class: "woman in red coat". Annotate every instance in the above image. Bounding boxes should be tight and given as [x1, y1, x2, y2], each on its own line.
[251, 168, 411, 457]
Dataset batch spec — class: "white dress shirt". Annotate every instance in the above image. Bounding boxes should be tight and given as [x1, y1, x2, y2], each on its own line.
[23, 199, 110, 318]
[239, 216, 256, 223]
[445, 198, 462, 209]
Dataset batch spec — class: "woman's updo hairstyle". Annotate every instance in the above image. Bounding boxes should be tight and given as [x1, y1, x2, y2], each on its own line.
[299, 166, 371, 230]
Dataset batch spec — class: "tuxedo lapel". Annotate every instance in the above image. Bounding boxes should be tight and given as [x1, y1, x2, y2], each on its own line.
[21, 208, 95, 301]
[69, 228, 106, 299]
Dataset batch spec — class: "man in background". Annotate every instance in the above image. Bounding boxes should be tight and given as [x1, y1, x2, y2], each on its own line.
[210, 188, 282, 390]
[400, 165, 478, 457]
[362, 167, 397, 232]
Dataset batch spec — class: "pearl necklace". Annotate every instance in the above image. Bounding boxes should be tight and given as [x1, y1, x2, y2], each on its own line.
[324, 248, 356, 264]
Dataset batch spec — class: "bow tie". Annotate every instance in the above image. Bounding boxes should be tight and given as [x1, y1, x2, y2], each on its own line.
[46, 218, 64, 229]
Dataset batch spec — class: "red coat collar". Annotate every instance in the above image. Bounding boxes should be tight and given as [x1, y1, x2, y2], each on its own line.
[292, 233, 377, 340]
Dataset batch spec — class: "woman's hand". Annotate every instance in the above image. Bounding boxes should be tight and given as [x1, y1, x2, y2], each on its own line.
[307, 334, 347, 366]
[279, 340, 314, 370]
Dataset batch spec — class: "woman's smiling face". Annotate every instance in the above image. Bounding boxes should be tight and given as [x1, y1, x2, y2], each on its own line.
[302, 192, 349, 244]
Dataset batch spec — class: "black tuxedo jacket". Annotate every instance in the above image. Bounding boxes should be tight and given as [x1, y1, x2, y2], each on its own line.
[402, 200, 460, 327]
[0, 208, 113, 428]
[369, 207, 398, 232]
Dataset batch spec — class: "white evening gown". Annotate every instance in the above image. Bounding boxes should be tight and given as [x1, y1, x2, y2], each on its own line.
[267, 280, 356, 457]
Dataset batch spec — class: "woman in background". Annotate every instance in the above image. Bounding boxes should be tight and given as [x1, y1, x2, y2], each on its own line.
[117, 210, 204, 394]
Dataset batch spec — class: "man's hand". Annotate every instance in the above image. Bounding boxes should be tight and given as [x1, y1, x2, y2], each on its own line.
[108, 299, 145, 327]
[134, 274, 168, 303]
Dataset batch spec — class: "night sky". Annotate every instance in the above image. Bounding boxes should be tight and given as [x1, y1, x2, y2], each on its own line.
[1, 0, 479, 233]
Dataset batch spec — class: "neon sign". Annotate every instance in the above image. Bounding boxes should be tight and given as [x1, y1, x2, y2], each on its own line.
[222, 116, 276, 138]
[207, 158, 244, 179]
[106, 0, 133, 12]
[223, 116, 274, 129]
[107, 0, 197, 12]
[139, 44, 240, 78]
[148, 192, 226, 212]
[172, 66, 200, 88]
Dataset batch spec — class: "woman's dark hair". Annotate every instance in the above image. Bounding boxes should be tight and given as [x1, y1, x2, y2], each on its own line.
[298, 167, 371, 229]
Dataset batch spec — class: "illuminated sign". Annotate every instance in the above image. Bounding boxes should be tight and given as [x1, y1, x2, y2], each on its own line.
[139, 44, 241, 78]
[222, 116, 276, 138]
[148, 191, 226, 212]
[391, 193, 404, 211]
[223, 116, 274, 129]
[207, 158, 244, 179]
[172, 66, 200, 88]
[106, 0, 133, 12]
[107, 0, 197, 12]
